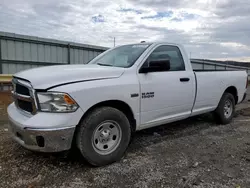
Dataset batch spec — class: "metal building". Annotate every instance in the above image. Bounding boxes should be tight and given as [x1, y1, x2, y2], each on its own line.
[0, 31, 249, 77]
[191, 59, 250, 76]
[0, 31, 108, 74]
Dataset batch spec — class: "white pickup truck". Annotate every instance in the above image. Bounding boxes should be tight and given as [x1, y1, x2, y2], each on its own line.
[8, 42, 247, 166]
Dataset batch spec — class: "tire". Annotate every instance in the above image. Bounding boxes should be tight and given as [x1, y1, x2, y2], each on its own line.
[76, 107, 131, 166]
[214, 92, 235, 124]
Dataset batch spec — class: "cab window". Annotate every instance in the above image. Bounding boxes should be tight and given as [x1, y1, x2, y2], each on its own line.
[146, 45, 185, 71]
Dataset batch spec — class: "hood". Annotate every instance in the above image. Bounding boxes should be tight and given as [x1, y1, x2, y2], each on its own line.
[14, 64, 125, 89]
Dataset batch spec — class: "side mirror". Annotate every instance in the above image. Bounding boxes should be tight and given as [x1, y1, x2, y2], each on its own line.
[140, 59, 170, 73]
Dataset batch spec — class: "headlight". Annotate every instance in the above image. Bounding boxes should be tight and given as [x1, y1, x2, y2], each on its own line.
[37, 92, 78, 112]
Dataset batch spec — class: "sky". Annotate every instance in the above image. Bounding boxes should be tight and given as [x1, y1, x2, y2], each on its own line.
[0, 0, 250, 61]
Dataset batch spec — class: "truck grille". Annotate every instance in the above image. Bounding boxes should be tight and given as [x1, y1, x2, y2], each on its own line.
[17, 99, 33, 113]
[12, 78, 37, 114]
[16, 83, 30, 96]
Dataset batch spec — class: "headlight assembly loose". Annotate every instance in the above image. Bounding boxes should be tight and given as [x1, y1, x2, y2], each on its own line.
[37, 92, 78, 112]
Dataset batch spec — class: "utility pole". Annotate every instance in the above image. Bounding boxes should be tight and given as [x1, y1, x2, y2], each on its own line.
[114, 37, 116, 47]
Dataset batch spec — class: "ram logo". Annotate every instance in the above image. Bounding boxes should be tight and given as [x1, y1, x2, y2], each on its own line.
[142, 92, 154, 99]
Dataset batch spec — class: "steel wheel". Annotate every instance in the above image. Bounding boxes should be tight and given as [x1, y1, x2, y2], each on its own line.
[92, 120, 122, 155]
[224, 99, 233, 119]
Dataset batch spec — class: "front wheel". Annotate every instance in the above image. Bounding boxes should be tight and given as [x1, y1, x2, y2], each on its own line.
[213, 92, 235, 124]
[76, 107, 131, 166]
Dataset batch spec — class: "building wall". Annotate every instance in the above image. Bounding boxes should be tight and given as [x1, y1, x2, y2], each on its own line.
[191, 60, 250, 76]
[0, 31, 108, 74]
[0, 31, 249, 75]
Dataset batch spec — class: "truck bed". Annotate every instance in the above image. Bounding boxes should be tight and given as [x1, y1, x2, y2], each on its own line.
[191, 70, 247, 116]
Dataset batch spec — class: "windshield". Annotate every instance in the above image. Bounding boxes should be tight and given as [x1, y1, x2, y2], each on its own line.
[89, 44, 150, 68]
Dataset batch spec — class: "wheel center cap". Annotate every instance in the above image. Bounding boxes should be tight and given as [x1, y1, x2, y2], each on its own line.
[101, 130, 110, 139]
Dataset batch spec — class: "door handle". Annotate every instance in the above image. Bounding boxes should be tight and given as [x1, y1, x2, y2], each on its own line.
[180, 78, 190, 82]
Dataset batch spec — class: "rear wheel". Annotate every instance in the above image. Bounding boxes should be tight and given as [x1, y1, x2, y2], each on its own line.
[76, 107, 131, 166]
[214, 92, 235, 124]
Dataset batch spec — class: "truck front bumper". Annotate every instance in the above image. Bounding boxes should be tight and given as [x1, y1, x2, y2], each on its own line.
[7, 103, 83, 152]
[8, 121, 75, 152]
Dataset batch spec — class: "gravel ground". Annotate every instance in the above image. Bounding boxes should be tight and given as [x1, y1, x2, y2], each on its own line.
[0, 93, 250, 188]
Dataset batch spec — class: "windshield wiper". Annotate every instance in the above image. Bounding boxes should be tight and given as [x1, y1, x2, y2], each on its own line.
[97, 63, 113, 67]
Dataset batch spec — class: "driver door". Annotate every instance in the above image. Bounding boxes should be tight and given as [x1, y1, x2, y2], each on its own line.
[137, 45, 195, 129]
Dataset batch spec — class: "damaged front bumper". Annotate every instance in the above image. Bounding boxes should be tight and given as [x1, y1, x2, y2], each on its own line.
[8, 120, 75, 152]
[7, 103, 83, 152]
